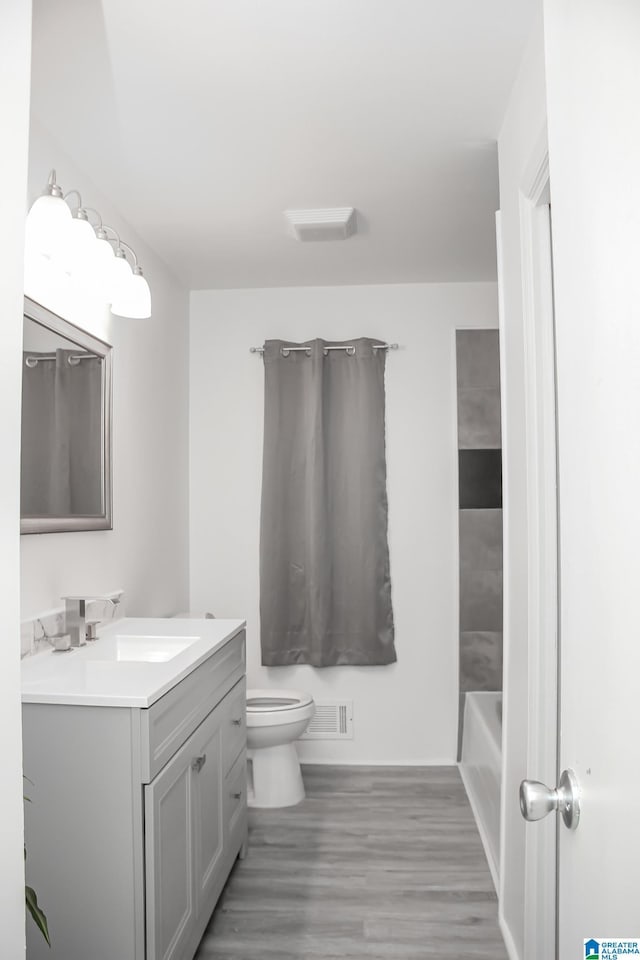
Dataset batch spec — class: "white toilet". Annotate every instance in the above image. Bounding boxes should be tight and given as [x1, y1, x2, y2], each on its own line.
[246, 688, 315, 808]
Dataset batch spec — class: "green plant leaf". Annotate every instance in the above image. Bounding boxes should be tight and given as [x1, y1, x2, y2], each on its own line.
[25, 884, 50, 947]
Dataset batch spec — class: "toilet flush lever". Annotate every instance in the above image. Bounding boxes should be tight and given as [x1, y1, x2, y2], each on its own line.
[192, 755, 207, 773]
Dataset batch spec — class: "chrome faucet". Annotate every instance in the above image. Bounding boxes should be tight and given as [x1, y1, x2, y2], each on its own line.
[62, 596, 120, 647]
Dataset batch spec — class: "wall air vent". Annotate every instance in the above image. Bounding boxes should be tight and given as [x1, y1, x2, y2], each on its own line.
[284, 207, 357, 242]
[300, 700, 354, 740]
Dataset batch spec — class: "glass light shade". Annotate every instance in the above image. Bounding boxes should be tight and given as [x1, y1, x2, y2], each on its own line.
[110, 271, 152, 319]
[66, 215, 97, 275]
[24, 247, 73, 302]
[25, 194, 72, 259]
[109, 252, 133, 304]
[86, 236, 116, 302]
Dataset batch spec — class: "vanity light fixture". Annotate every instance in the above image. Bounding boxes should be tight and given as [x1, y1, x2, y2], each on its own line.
[25, 170, 72, 259]
[102, 230, 152, 320]
[90, 223, 118, 301]
[111, 246, 133, 292]
[62, 192, 98, 275]
[25, 169, 152, 319]
[111, 246, 151, 320]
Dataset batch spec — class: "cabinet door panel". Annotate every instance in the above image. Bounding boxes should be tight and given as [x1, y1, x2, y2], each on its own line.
[145, 752, 194, 960]
[145, 681, 247, 960]
[192, 710, 225, 915]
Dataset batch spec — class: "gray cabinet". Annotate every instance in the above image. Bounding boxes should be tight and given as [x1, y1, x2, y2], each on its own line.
[23, 630, 247, 960]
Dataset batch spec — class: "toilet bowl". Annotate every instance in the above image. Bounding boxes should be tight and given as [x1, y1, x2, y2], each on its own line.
[246, 689, 315, 808]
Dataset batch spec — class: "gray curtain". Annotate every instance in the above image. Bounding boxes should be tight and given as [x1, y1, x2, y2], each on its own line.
[260, 338, 396, 667]
[21, 349, 103, 516]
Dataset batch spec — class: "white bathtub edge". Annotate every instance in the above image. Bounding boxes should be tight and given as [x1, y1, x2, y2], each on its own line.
[458, 760, 499, 894]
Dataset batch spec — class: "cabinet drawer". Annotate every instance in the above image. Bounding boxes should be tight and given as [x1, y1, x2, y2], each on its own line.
[140, 630, 245, 782]
[224, 749, 247, 850]
[222, 678, 246, 775]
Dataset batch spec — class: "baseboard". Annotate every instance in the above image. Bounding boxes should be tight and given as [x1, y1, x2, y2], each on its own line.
[499, 910, 521, 960]
[298, 757, 458, 766]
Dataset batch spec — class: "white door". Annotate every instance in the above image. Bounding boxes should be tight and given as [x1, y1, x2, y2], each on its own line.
[515, 162, 559, 960]
[524, 2, 640, 957]
[554, 200, 640, 951]
[519, 181, 640, 959]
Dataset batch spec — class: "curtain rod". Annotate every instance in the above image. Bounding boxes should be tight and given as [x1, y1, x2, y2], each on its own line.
[24, 353, 99, 368]
[249, 342, 398, 356]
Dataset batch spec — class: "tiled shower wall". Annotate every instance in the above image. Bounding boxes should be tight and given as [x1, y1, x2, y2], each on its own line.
[456, 330, 503, 742]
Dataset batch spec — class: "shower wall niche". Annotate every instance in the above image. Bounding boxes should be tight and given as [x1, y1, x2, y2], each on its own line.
[456, 330, 503, 752]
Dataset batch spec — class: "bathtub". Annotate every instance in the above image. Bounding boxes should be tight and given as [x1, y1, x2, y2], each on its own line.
[459, 691, 502, 892]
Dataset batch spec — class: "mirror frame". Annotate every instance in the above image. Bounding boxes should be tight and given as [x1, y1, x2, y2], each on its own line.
[21, 296, 113, 535]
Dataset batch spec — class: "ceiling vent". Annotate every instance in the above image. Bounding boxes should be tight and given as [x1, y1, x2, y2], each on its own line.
[284, 207, 357, 242]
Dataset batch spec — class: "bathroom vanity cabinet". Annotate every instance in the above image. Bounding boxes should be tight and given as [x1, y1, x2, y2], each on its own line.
[21, 624, 247, 960]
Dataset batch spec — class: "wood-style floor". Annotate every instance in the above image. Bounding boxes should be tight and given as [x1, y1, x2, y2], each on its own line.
[195, 765, 507, 960]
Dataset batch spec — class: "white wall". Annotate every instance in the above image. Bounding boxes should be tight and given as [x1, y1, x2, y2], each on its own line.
[0, 2, 31, 955]
[190, 282, 497, 764]
[496, 10, 547, 960]
[21, 120, 190, 620]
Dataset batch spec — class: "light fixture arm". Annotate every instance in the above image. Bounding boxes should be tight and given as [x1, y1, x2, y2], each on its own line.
[117, 239, 140, 270]
[63, 189, 84, 212]
[83, 207, 103, 228]
[100, 224, 123, 252]
[102, 230, 143, 275]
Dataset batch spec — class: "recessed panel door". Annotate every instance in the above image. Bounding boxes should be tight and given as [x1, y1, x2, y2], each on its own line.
[191, 704, 225, 922]
[145, 747, 194, 960]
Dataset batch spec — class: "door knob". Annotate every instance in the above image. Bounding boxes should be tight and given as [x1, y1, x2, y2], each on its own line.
[519, 768, 580, 830]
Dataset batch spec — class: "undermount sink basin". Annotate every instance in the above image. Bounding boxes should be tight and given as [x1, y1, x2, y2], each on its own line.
[88, 618, 207, 663]
[107, 634, 201, 663]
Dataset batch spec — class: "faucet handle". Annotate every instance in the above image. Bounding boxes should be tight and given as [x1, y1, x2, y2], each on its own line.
[86, 622, 99, 642]
[51, 634, 72, 652]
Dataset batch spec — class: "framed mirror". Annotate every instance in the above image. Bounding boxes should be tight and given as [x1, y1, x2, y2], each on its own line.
[21, 297, 113, 534]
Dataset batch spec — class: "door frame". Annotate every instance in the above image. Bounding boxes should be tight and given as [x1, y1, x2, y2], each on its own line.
[518, 134, 559, 960]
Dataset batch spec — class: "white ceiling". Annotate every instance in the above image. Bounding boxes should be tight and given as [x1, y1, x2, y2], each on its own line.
[30, 0, 536, 289]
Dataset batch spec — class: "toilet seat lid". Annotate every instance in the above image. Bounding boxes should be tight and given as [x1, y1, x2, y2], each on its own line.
[246, 688, 314, 712]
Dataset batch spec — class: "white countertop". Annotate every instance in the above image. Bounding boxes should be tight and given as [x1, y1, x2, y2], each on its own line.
[21, 617, 246, 708]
